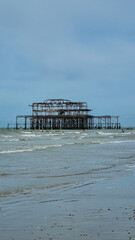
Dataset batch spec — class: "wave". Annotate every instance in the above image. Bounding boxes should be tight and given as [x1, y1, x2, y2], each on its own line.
[0, 135, 13, 138]
[0, 181, 75, 197]
[21, 134, 41, 137]
[48, 165, 117, 178]
[0, 144, 62, 154]
[0, 174, 116, 198]
[0, 138, 26, 142]
[100, 140, 135, 144]
[0, 138, 135, 155]
[66, 139, 135, 146]
[97, 131, 131, 136]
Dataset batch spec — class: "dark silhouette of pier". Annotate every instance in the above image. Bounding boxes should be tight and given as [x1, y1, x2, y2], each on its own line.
[15, 99, 121, 130]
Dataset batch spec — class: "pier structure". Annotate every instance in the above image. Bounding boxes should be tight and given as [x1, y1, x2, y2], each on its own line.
[16, 99, 121, 130]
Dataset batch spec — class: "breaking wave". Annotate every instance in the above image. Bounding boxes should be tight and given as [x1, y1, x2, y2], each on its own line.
[0, 138, 135, 155]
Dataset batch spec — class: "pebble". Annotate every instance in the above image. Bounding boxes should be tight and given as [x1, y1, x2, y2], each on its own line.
[80, 233, 87, 236]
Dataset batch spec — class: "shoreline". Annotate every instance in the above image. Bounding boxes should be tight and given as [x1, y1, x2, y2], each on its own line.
[1, 174, 135, 240]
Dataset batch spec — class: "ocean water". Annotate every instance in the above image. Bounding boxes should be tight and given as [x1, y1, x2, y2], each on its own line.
[0, 129, 135, 239]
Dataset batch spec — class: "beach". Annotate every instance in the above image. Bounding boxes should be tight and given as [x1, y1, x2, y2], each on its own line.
[0, 129, 135, 239]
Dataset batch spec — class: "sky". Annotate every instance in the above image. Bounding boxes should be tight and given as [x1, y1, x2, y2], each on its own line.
[0, 0, 135, 127]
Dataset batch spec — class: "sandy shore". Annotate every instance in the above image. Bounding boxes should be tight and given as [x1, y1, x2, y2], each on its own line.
[1, 173, 135, 240]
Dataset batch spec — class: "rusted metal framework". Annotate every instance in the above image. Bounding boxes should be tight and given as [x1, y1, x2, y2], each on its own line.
[16, 99, 121, 130]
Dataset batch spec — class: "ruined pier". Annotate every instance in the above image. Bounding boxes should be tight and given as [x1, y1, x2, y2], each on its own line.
[16, 99, 121, 130]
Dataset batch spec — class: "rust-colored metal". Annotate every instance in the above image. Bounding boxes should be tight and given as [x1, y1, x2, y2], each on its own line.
[16, 99, 121, 129]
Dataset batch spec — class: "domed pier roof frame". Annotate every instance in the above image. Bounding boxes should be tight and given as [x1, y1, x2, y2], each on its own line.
[29, 99, 92, 117]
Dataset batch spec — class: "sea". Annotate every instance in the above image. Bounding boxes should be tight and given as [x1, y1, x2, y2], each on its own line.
[0, 128, 135, 240]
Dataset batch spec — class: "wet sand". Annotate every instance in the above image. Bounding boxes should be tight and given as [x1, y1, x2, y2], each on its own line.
[1, 174, 135, 240]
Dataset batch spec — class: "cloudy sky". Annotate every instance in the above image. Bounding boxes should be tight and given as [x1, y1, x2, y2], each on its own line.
[0, 0, 135, 127]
